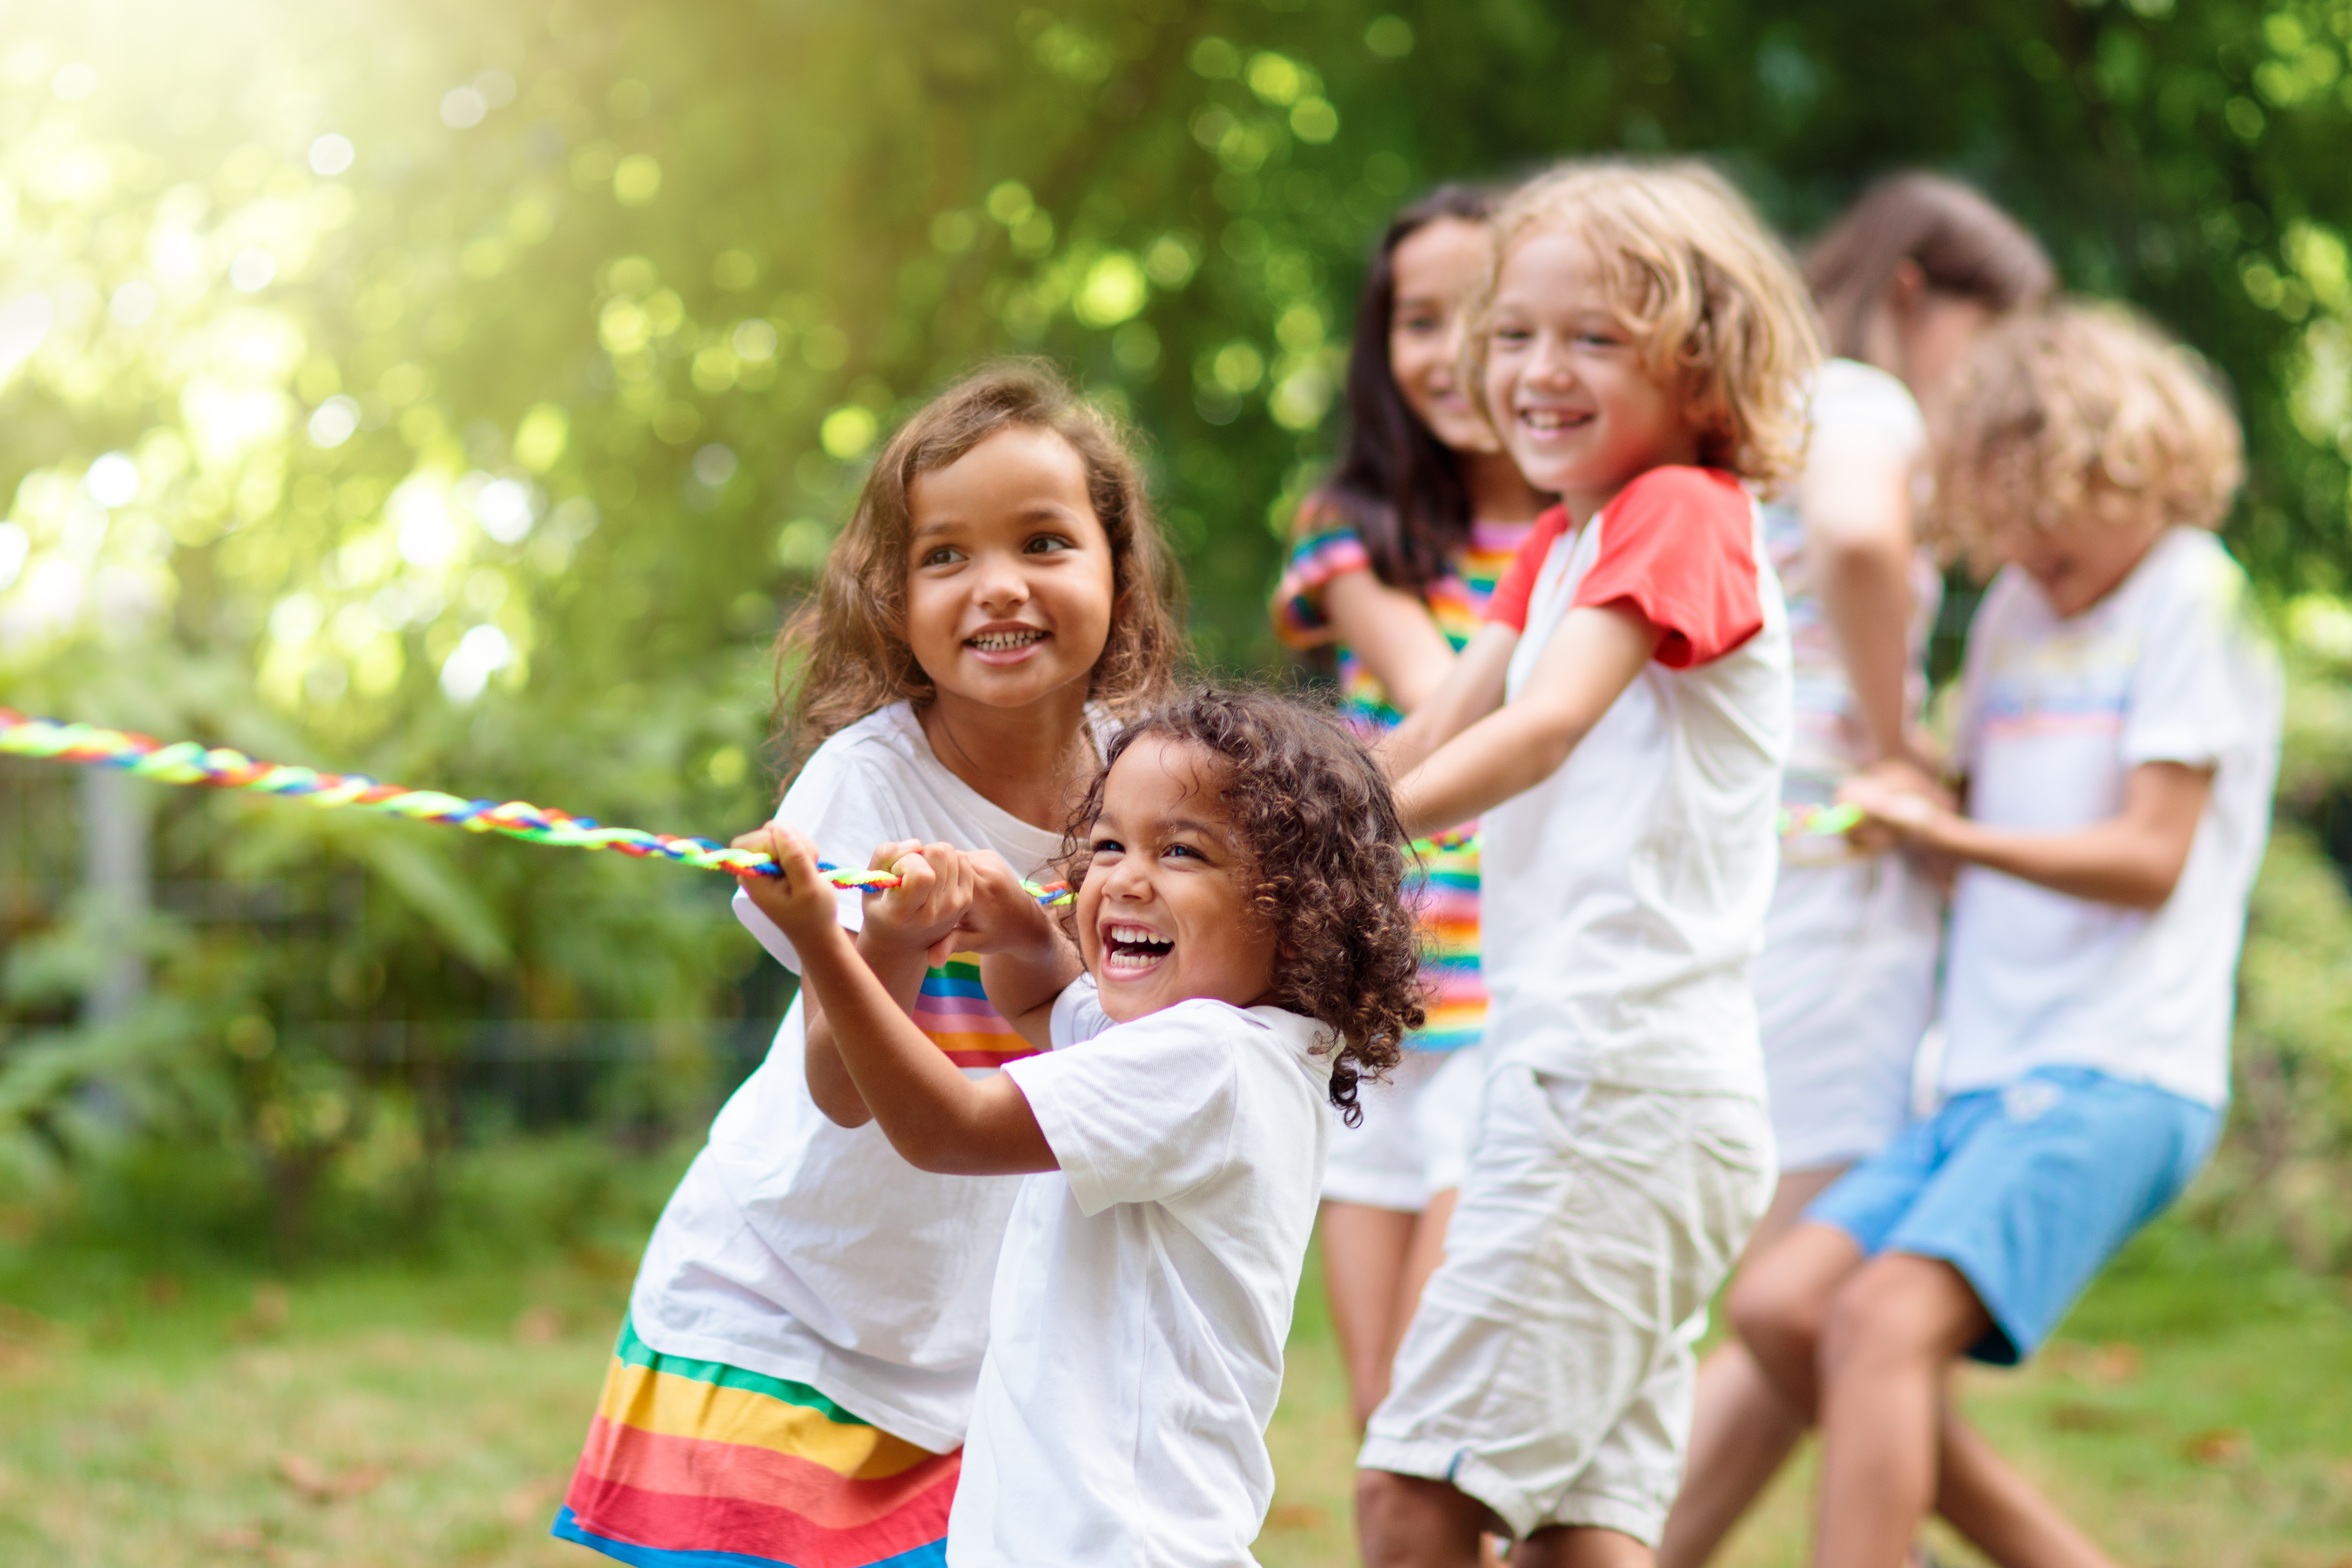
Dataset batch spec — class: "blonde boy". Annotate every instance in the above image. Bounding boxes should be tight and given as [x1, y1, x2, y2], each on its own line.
[1358, 161, 1818, 1566]
[1733, 303, 2279, 1568]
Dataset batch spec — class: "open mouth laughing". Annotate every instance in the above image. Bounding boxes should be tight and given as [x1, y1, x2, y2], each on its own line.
[1102, 922, 1173, 978]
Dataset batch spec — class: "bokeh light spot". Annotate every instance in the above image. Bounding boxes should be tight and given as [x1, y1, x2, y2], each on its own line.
[108, 281, 157, 327]
[229, 249, 277, 293]
[308, 396, 361, 448]
[309, 133, 355, 175]
[613, 154, 662, 205]
[440, 624, 512, 703]
[440, 85, 488, 129]
[1075, 253, 1149, 328]
[1365, 16, 1416, 58]
[820, 406, 878, 460]
[986, 181, 1035, 225]
[52, 62, 95, 101]
[692, 444, 739, 486]
[85, 452, 140, 508]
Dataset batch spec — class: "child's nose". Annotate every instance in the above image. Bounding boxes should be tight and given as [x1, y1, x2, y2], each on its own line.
[971, 553, 1032, 610]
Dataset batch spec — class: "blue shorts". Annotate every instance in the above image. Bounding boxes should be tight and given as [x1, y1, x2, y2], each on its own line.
[1808, 1066, 2219, 1365]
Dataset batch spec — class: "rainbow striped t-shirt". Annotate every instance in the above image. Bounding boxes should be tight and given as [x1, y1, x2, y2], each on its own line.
[1271, 501, 1537, 1051]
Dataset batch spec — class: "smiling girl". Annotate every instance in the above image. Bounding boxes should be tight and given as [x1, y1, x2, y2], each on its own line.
[1354, 161, 1818, 1567]
[554, 363, 1178, 1568]
[732, 689, 1426, 1565]
[1272, 185, 1553, 1432]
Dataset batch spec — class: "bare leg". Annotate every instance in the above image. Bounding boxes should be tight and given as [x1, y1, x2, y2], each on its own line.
[1357, 1470, 1495, 1568]
[1392, 1189, 1457, 1358]
[1657, 1168, 1847, 1568]
[1811, 1254, 1989, 1568]
[1515, 1524, 1656, 1568]
[1727, 1220, 1867, 1417]
[1323, 1200, 1420, 1429]
[1934, 1400, 2122, 1568]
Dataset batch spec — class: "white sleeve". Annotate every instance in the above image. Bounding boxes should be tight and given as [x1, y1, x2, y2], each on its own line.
[1048, 975, 1115, 1048]
[1006, 1002, 1245, 1214]
[730, 742, 912, 974]
[2120, 545, 2276, 770]
[1812, 359, 1928, 463]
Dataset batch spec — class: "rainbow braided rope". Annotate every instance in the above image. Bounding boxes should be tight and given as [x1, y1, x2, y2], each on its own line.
[0, 709, 1073, 907]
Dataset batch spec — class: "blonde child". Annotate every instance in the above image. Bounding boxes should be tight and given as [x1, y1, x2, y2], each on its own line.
[554, 363, 1179, 1568]
[1352, 159, 1818, 1566]
[1662, 174, 2056, 1568]
[1270, 183, 1553, 1428]
[1732, 303, 2278, 1568]
[733, 689, 1427, 1565]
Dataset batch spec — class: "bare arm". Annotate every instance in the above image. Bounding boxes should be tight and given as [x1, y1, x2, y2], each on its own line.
[1319, 568, 1460, 715]
[802, 840, 962, 1128]
[736, 829, 1056, 1175]
[1379, 622, 1521, 780]
[1804, 428, 1924, 766]
[1841, 760, 2213, 909]
[1390, 604, 1661, 839]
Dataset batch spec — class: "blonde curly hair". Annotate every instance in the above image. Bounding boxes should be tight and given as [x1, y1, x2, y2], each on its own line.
[1931, 301, 2243, 570]
[1467, 158, 1822, 492]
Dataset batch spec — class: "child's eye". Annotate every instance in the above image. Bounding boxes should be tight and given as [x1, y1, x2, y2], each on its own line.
[1024, 534, 1075, 555]
[921, 546, 962, 568]
[1163, 842, 1204, 862]
[1090, 836, 1123, 857]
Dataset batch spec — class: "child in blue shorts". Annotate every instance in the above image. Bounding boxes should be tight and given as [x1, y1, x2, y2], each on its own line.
[1730, 301, 2281, 1568]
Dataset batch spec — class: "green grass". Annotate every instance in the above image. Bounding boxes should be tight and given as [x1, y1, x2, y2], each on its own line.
[1, 1145, 2347, 1567]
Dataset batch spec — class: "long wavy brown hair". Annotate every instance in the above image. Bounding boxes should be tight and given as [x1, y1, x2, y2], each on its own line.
[1054, 689, 1423, 1125]
[772, 361, 1183, 779]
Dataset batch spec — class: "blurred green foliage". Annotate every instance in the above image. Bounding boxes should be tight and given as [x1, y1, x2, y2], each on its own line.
[2, 0, 2352, 1252]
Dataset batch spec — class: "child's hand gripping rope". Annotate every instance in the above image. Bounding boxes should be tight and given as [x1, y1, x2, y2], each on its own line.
[0, 708, 1076, 906]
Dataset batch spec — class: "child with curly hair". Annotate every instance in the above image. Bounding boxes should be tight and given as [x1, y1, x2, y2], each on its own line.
[733, 688, 1425, 1566]
[1733, 303, 2280, 1568]
[1355, 158, 1817, 1565]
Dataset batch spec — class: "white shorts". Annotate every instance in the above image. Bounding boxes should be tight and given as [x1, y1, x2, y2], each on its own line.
[1321, 1045, 1488, 1212]
[1359, 1068, 1775, 1543]
[1751, 852, 1942, 1172]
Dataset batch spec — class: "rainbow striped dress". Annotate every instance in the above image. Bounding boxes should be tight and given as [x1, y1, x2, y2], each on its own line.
[556, 956, 1034, 1568]
[1272, 504, 1537, 1051]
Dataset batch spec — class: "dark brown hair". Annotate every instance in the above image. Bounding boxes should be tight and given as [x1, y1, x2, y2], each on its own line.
[1806, 173, 2056, 363]
[1056, 689, 1422, 1125]
[1315, 185, 1497, 589]
[773, 361, 1182, 777]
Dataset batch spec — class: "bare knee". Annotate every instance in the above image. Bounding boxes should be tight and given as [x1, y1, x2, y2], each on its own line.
[1356, 1468, 1492, 1568]
[1818, 1254, 1985, 1380]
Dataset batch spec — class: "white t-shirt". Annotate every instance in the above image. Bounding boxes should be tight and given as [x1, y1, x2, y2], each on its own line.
[1477, 466, 1791, 1096]
[1760, 359, 1943, 802]
[948, 978, 1334, 1568]
[1942, 528, 2282, 1107]
[627, 702, 1099, 1453]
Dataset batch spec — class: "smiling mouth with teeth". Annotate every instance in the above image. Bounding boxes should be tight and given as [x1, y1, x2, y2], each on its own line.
[1103, 923, 1174, 975]
[968, 628, 1048, 652]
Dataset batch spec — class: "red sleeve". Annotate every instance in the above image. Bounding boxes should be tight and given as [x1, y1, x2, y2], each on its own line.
[1570, 468, 1762, 669]
[1481, 504, 1572, 632]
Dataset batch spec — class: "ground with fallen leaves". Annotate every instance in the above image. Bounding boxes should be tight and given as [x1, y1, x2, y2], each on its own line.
[0, 1163, 2346, 1567]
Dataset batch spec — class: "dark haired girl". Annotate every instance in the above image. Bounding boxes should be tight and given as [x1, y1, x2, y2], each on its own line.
[1270, 186, 1550, 1429]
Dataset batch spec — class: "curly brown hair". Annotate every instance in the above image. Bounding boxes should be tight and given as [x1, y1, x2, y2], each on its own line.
[1930, 301, 2243, 571]
[771, 360, 1183, 779]
[1054, 689, 1424, 1125]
